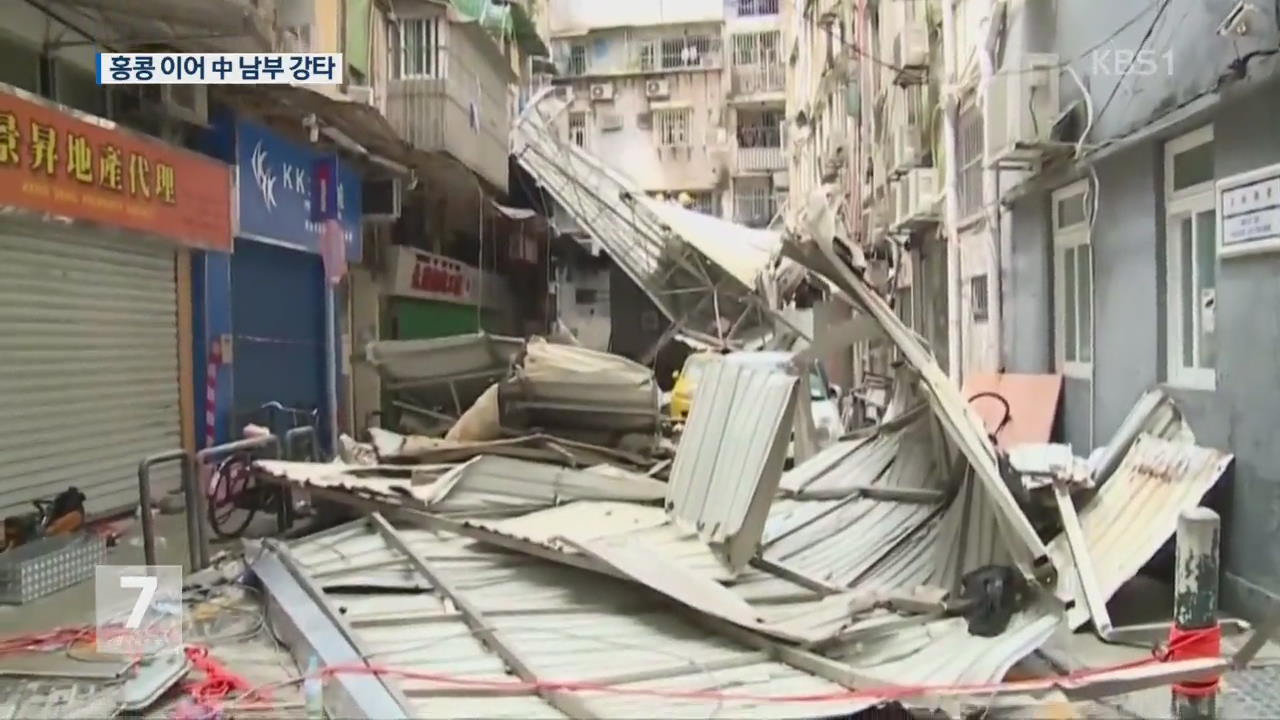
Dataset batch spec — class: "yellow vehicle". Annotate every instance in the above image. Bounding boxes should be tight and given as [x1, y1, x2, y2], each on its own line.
[668, 352, 719, 422]
[669, 352, 843, 446]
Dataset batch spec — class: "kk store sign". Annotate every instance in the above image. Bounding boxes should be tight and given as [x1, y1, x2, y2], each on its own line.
[230, 118, 362, 261]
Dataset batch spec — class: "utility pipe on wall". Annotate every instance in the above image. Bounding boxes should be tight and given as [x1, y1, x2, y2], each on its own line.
[941, 0, 963, 381]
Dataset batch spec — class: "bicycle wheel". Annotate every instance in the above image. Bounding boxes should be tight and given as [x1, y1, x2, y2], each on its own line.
[207, 454, 259, 539]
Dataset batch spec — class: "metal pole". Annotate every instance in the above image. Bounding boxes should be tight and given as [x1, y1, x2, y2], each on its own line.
[1172, 506, 1221, 720]
[940, 0, 963, 382]
[192, 434, 281, 571]
[135, 449, 188, 567]
[324, 283, 339, 457]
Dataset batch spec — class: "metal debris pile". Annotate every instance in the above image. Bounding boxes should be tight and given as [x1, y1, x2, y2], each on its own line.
[249, 315, 1258, 718]
[227, 89, 1270, 718]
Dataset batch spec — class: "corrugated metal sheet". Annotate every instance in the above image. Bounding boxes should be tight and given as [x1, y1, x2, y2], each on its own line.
[1090, 389, 1195, 483]
[424, 455, 667, 512]
[0, 228, 179, 517]
[827, 603, 1062, 688]
[286, 520, 873, 719]
[785, 242, 1051, 578]
[1048, 434, 1233, 629]
[257, 456, 666, 516]
[666, 362, 798, 573]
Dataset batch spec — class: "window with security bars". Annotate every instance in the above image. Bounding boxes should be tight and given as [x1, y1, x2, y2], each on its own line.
[660, 35, 719, 69]
[969, 274, 989, 322]
[565, 43, 587, 76]
[732, 31, 781, 66]
[683, 191, 721, 216]
[653, 108, 692, 147]
[398, 18, 442, 78]
[957, 104, 984, 220]
[568, 112, 587, 148]
[737, 0, 780, 16]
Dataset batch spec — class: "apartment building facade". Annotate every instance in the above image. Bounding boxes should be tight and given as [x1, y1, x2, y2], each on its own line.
[541, 0, 787, 228]
[987, 0, 1280, 621]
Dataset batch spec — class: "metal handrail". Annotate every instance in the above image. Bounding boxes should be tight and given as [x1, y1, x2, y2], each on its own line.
[136, 449, 192, 567]
[191, 435, 281, 570]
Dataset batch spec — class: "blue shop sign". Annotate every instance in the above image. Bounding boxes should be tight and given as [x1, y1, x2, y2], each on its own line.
[234, 120, 362, 261]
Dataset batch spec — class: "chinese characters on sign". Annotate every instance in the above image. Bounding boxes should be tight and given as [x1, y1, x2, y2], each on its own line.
[391, 246, 493, 306]
[1219, 168, 1280, 258]
[98, 53, 343, 85]
[0, 87, 231, 250]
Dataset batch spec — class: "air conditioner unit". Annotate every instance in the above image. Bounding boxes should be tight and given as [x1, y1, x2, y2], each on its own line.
[772, 170, 790, 189]
[362, 178, 402, 222]
[645, 79, 670, 99]
[896, 168, 940, 225]
[636, 111, 653, 129]
[599, 112, 623, 131]
[589, 82, 615, 101]
[986, 53, 1060, 167]
[160, 85, 208, 126]
[895, 17, 929, 69]
[891, 125, 922, 175]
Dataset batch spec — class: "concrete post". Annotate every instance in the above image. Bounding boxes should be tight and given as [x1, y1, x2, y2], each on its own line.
[1172, 506, 1220, 720]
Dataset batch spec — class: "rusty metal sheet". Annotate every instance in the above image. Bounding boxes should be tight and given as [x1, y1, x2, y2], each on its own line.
[1048, 434, 1234, 629]
[961, 373, 1063, 448]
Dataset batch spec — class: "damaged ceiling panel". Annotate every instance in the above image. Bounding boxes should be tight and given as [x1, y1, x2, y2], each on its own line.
[367, 332, 524, 390]
[666, 362, 799, 573]
[1048, 434, 1233, 629]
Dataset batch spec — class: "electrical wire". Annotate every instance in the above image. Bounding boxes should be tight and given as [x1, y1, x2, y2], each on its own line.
[1092, 0, 1174, 125]
[833, 0, 1172, 77]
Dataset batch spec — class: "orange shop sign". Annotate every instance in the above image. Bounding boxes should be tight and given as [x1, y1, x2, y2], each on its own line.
[0, 86, 231, 251]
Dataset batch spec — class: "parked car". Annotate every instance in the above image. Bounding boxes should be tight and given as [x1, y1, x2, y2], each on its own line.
[669, 351, 844, 447]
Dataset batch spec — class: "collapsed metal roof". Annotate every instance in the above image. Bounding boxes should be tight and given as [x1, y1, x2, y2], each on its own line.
[512, 88, 803, 352]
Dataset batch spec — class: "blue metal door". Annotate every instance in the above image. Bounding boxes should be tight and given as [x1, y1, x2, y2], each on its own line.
[230, 239, 327, 443]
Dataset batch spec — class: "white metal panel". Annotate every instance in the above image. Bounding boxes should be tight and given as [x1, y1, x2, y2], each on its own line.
[0, 229, 180, 517]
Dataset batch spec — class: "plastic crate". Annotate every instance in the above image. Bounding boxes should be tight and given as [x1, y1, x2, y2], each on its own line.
[0, 533, 106, 604]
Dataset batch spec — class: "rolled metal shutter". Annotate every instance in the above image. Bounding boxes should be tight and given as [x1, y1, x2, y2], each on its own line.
[0, 228, 180, 518]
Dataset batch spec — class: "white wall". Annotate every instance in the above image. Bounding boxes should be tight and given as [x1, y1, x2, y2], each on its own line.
[568, 72, 728, 192]
[548, 0, 724, 35]
[555, 265, 611, 351]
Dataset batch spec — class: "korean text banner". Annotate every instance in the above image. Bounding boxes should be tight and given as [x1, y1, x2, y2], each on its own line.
[0, 85, 231, 251]
[234, 120, 362, 262]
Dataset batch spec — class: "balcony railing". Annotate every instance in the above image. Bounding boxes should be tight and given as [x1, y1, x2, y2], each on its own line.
[737, 145, 785, 172]
[387, 73, 509, 188]
[733, 192, 780, 228]
[387, 77, 447, 151]
[731, 64, 785, 96]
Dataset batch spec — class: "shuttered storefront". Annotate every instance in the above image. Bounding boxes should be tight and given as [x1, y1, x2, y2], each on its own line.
[0, 227, 181, 518]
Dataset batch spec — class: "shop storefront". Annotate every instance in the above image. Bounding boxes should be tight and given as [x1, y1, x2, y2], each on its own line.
[201, 116, 361, 453]
[0, 84, 231, 517]
[385, 246, 506, 339]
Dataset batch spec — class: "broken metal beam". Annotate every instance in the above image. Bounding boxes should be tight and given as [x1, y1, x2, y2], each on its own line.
[249, 540, 412, 719]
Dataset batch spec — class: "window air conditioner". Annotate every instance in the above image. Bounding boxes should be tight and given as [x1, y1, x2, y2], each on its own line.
[599, 112, 624, 131]
[899, 168, 940, 224]
[891, 125, 922, 175]
[896, 16, 929, 69]
[589, 82, 615, 101]
[986, 53, 1060, 166]
[645, 79, 671, 99]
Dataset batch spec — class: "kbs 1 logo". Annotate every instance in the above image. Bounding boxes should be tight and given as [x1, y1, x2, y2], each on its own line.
[1090, 48, 1175, 77]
